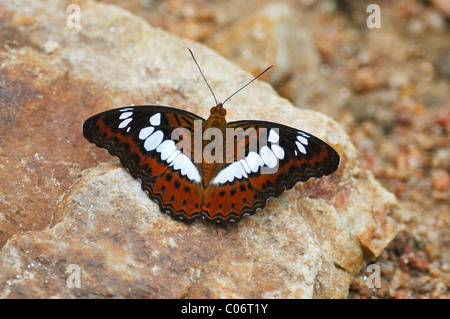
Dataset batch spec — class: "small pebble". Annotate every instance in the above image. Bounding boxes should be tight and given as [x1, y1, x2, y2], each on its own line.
[431, 169, 449, 191]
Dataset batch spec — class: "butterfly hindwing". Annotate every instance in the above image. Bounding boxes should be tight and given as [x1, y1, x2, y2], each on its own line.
[82, 106, 205, 222]
[202, 179, 266, 223]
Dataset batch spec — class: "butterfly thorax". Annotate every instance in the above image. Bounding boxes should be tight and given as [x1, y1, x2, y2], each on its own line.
[200, 103, 228, 186]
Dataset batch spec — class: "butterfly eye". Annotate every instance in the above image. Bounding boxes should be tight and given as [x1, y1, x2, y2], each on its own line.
[220, 108, 227, 116]
[210, 106, 216, 114]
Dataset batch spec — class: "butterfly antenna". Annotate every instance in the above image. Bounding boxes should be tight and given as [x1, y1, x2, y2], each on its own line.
[222, 65, 273, 106]
[188, 48, 219, 106]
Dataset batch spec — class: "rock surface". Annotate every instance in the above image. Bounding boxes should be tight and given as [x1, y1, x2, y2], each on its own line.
[0, 0, 398, 298]
[208, 3, 324, 108]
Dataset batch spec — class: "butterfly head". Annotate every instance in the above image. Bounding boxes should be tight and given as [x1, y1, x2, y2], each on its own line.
[210, 103, 227, 116]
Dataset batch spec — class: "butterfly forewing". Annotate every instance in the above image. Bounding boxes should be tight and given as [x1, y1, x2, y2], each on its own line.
[232, 120, 340, 196]
[82, 106, 205, 221]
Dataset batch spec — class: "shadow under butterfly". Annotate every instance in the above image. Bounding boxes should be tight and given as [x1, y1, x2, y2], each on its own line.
[82, 49, 340, 224]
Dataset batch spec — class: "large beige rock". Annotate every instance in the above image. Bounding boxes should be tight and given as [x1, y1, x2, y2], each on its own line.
[431, 0, 450, 17]
[208, 3, 323, 107]
[0, 0, 398, 298]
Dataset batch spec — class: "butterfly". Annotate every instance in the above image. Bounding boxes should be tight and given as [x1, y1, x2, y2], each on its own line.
[82, 49, 340, 224]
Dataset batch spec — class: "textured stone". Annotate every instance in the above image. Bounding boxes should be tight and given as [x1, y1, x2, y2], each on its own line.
[430, 0, 450, 17]
[208, 3, 323, 108]
[0, 0, 398, 298]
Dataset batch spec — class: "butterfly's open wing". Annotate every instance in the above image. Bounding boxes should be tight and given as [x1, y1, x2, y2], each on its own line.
[202, 120, 340, 223]
[82, 106, 205, 222]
